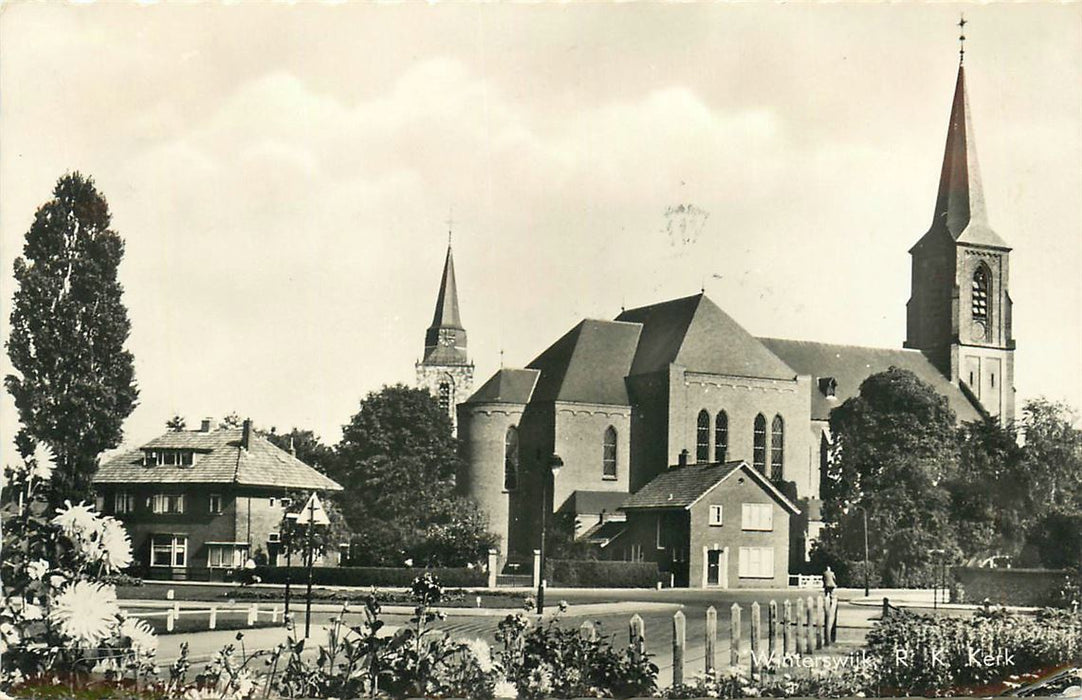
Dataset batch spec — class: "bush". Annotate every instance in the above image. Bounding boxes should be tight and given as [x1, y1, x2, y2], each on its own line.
[865, 606, 1082, 695]
[253, 565, 486, 588]
[542, 560, 658, 588]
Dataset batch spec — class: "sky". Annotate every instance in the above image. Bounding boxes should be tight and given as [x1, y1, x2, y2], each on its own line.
[1, 3, 1080, 458]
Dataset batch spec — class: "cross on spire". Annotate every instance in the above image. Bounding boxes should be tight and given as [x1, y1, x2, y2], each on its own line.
[445, 207, 455, 245]
[958, 14, 967, 65]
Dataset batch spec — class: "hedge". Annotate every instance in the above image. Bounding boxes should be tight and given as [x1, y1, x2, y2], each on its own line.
[543, 559, 659, 588]
[952, 566, 1071, 607]
[252, 565, 486, 588]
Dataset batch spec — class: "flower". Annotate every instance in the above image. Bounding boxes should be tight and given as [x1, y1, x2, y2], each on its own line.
[49, 580, 120, 644]
[19, 603, 43, 621]
[120, 617, 158, 657]
[526, 663, 554, 696]
[30, 443, 55, 483]
[492, 680, 518, 698]
[26, 559, 49, 581]
[462, 638, 494, 673]
[52, 500, 100, 539]
[99, 516, 133, 571]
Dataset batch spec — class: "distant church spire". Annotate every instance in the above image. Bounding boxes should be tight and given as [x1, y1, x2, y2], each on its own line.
[430, 243, 464, 331]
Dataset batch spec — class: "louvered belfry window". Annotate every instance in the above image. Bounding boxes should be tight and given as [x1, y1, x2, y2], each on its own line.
[973, 267, 989, 321]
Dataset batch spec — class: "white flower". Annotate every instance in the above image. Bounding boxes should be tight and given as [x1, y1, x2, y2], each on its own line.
[52, 500, 100, 539]
[30, 443, 55, 483]
[492, 680, 518, 698]
[0, 622, 20, 646]
[99, 517, 133, 571]
[20, 603, 43, 621]
[462, 637, 494, 673]
[26, 559, 49, 581]
[120, 617, 158, 657]
[49, 580, 120, 644]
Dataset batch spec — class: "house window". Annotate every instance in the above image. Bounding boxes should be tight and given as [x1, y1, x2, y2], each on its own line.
[709, 505, 723, 526]
[209, 494, 223, 514]
[503, 426, 519, 491]
[152, 493, 185, 514]
[714, 411, 728, 462]
[438, 382, 452, 414]
[143, 450, 193, 466]
[208, 544, 249, 569]
[114, 491, 136, 514]
[973, 266, 989, 321]
[742, 503, 773, 531]
[696, 410, 710, 463]
[753, 414, 767, 474]
[738, 546, 775, 579]
[770, 415, 784, 482]
[151, 535, 187, 567]
[602, 426, 617, 479]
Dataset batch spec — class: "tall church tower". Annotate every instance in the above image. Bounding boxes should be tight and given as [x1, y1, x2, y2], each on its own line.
[905, 50, 1015, 425]
[416, 236, 474, 432]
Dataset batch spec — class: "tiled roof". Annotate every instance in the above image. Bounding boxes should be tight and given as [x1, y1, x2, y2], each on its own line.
[617, 294, 796, 380]
[527, 320, 641, 405]
[621, 461, 799, 514]
[430, 244, 464, 330]
[95, 428, 342, 491]
[583, 520, 627, 547]
[465, 368, 541, 405]
[758, 337, 983, 423]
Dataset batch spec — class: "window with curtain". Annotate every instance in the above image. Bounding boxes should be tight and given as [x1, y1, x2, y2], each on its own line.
[753, 414, 767, 474]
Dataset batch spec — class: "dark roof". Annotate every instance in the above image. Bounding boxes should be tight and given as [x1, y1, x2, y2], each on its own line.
[583, 520, 628, 547]
[913, 64, 1009, 253]
[464, 368, 541, 404]
[429, 244, 463, 330]
[617, 294, 796, 380]
[621, 460, 800, 514]
[95, 428, 343, 491]
[758, 337, 983, 423]
[526, 319, 641, 405]
[567, 490, 630, 515]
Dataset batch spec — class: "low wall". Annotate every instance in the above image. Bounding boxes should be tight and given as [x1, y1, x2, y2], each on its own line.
[254, 566, 487, 588]
[952, 567, 1069, 607]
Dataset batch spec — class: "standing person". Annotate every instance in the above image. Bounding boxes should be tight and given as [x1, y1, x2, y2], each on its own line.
[823, 565, 837, 600]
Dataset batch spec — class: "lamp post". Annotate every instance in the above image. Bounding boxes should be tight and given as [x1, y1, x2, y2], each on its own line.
[856, 506, 870, 597]
[537, 454, 563, 615]
[928, 548, 946, 610]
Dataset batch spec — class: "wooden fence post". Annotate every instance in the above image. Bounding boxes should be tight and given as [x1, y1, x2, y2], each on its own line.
[795, 597, 805, 655]
[830, 596, 838, 643]
[749, 602, 761, 675]
[814, 596, 823, 649]
[705, 606, 717, 676]
[581, 621, 597, 641]
[768, 600, 778, 658]
[804, 597, 814, 654]
[629, 614, 645, 664]
[209, 606, 217, 630]
[817, 596, 826, 649]
[729, 603, 742, 668]
[672, 610, 686, 687]
[782, 599, 792, 655]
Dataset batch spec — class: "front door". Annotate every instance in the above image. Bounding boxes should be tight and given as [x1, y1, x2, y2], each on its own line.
[701, 549, 727, 588]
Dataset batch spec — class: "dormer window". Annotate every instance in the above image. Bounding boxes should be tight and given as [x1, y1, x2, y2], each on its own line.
[143, 449, 195, 467]
[818, 377, 838, 398]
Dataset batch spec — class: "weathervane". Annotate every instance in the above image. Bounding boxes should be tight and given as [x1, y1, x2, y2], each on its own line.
[958, 14, 967, 65]
[446, 207, 455, 244]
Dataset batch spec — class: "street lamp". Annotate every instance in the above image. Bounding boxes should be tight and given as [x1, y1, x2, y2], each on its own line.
[928, 548, 946, 610]
[537, 454, 563, 615]
[856, 506, 870, 597]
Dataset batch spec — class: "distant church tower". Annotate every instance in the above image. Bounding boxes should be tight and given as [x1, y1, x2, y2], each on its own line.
[905, 44, 1015, 425]
[416, 235, 474, 432]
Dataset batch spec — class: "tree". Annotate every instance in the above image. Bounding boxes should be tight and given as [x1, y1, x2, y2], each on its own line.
[264, 427, 337, 475]
[218, 412, 243, 429]
[821, 367, 959, 584]
[5, 173, 138, 504]
[1019, 398, 1082, 511]
[332, 384, 496, 566]
[165, 415, 187, 432]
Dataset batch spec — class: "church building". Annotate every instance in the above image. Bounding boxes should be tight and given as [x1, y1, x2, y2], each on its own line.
[433, 54, 1015, 587]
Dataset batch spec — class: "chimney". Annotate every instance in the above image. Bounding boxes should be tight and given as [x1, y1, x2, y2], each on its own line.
[678, 449, 689, 468]
[289, 436, 296, 457]
[201, 417, 213, 432]
[241, 419, 252, 450]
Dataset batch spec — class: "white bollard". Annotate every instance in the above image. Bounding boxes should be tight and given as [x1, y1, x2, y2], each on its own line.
[247, 603, 257, 626]
[166, 610, 175, 632]
[166, 589, 175, 601]
[209, 606, 218, 630]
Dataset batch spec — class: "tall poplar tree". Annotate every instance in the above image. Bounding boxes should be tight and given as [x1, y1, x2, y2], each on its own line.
[6, 173, 138, 504]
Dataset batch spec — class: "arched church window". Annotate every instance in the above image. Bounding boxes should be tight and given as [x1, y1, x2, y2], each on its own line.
[602, 426, 617, 478]
[504, 426, 519, 491]
[753, 414, 767, 475]
[972, 266, 989, 321]
[770, 415, 785, 482]
[714, 411, 728, 462]
[696, 410, 710, 463]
